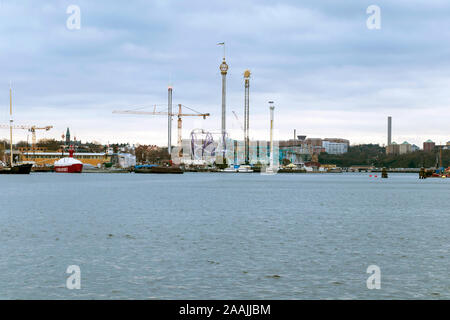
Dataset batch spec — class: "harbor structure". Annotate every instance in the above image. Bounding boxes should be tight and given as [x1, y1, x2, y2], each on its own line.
[244, 69, 251, 164]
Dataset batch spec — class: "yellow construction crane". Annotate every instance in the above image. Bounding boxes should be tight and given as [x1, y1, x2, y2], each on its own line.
[0, 124, 53, 149]
[113, 104, 209, 152]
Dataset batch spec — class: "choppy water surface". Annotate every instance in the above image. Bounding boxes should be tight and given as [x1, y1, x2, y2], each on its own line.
[0, 172, 449, 299]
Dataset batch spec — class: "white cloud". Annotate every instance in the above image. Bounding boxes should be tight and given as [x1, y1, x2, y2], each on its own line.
[0, 0, 449, 147]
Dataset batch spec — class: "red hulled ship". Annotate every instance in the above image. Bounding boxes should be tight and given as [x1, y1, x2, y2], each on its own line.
[54, 147, 83, 173]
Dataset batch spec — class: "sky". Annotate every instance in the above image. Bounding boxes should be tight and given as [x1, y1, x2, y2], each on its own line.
[0, 0, 449, 147]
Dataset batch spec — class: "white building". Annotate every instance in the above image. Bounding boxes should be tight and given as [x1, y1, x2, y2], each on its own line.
[399, 141, 412, 155]
[117, 153, 136, 168]
[322, 140, 349, 154]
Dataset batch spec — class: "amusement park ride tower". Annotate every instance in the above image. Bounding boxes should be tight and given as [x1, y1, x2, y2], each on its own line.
[218, 42, 228, 158]
[269, 101, 275, 169]
[244, 70, 251, 164]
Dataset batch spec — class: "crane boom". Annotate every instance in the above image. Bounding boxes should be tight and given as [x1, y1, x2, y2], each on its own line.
[232, 111, 244, 132]
[112, 110, 209, 118]
[0, 124, 53, 149]
[113, 104, 210, 156]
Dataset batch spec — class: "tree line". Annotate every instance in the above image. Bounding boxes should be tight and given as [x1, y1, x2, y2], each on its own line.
[319, 144, 449, 168]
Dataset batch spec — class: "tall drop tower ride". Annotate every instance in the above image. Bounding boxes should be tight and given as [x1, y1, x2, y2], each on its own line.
[218, 42, 228, 157]
[244, 70, 251, 164]
[269, 101, 275, 169]
[220, 59, 228, 136]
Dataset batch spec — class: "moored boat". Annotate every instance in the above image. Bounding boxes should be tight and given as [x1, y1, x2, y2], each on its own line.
[32, 165, 54, 172]
[0, 84, 32, 175]
[134, 164, 183, 174]
[0, 163, 33, 174]
[237, 165, 253, 173]
[54, 148, 83, 173]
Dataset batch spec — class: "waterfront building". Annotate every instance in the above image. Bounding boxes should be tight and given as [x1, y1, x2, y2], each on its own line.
[21, 151, 111, 167]
[111, 153, 136, 168]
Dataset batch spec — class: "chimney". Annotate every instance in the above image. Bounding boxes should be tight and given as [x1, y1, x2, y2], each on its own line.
[387, 116, 392, 146]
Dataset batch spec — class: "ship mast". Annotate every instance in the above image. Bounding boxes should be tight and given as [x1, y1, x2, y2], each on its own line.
[9, 82, 13, 166]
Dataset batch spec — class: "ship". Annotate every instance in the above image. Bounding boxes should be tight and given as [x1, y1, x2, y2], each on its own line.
[54, 147, 83, 173]
[0, 84, 32, 175]
[237, 165, 254, 173]
[134, 164, 183, 174]
[0, 162, 33, 174]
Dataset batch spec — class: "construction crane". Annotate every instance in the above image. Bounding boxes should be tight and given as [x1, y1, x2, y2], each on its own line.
[232, 111, 244, 132]
[0, 124, 53, 149]
[113, 104, 210, 154]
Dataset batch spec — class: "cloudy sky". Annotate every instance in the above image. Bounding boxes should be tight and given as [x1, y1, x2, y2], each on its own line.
[0, 0, 449, 147]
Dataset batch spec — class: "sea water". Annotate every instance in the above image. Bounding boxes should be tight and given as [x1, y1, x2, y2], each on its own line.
[0, 172, 448, 299]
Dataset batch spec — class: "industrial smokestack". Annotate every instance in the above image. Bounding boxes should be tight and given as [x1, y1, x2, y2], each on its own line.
[387, 116, 392, 146]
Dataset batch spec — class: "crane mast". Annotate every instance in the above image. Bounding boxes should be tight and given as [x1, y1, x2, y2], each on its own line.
[9, 84, 13, 165]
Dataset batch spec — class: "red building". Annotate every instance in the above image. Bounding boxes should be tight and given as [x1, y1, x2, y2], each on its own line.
[423, 140, 435, 152]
